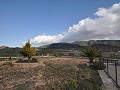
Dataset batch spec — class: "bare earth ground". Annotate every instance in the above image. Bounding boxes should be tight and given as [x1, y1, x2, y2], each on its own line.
[0, 57, 102, 90]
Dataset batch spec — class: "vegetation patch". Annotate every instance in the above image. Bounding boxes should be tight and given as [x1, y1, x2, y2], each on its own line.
[43, 60, 103, 90]
[16, 58, 38, 63]
[0, 63, 44, 90]
[91, 61, 106, 70]
[0, 58, 103, 90]
[0, 61, 14, 67]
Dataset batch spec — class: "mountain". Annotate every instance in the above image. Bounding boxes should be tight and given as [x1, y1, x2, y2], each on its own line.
[91, 43, 120, 52]
[88, 40, 120, 47]
[39, 43, 86, 50]
[0, 47, 21, 57]
[73, 40, 120, 47]
[73, 41, 88, 46]
[0, 45, 7, 49]
[0, 40, 120, 57]
[38, 40, 120, 52]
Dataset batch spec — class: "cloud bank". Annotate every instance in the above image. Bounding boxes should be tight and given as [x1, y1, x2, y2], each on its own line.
[30, 3, 120, 45]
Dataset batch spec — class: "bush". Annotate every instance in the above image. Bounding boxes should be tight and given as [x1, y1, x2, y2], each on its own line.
[31, 58, 38, 62]
[2, 62, 13, 67]
[66, 79, 77, 90]
[16, 58, 38, 63]
[16, 59, 24, 63]
[91, 61, 106, 70]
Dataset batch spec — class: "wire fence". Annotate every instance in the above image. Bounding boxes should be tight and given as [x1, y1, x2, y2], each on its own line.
[101, 58, 120, 88]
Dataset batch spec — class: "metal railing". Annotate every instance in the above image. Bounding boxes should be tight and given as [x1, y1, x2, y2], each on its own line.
[102, 58, 120, 88]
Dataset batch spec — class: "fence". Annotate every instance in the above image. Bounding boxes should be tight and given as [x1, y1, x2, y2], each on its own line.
[102, 58, 120, 88]
[0, 57, 18, 61]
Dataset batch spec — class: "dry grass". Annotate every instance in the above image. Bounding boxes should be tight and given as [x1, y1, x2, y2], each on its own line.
[0, 57, 102, 90]
[48, 57, 88, 64]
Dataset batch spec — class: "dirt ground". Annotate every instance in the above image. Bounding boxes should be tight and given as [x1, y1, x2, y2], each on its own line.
[0, 57, 91, 90]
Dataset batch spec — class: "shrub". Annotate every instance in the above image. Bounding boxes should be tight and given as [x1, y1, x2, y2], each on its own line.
[16, 58, 24, 63]
[91, 61, 106, 70]
[66, 79, 77, 90]
[31, 58, 38, 62]
[2, 62, 13, 67]
[16, 58, 38, 63]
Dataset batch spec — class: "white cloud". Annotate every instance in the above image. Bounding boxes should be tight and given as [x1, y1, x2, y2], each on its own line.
[30, 34, 63, 45]
[29, 2, 120, 45]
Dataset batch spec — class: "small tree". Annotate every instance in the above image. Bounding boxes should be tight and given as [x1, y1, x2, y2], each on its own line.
[82, 46, 101, 63]
[20, 40, 36, 60]
[40, 49, 48, 56]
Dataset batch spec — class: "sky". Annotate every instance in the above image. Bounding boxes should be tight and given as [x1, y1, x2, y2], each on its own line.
[0, 0, 120, 47]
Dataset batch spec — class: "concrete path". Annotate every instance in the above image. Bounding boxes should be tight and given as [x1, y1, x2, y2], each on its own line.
[98, 70, 118, 90]
[105, 64, 120, 87]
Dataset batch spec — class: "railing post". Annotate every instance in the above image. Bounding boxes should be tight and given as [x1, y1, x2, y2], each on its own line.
[107, 59, 109, 74]
[103, 58, 104, 64]
[115, 62, 118, 86]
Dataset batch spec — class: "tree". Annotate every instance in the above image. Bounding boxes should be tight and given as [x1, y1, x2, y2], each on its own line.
[20, 40, 36, 60]
[82, 46, 101, 63]
[40, 49, 48, 56]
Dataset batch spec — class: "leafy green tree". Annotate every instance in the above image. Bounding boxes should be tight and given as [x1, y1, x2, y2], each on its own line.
[20, 41, 36, 60]
[82, 46, 101, 63]
[40, 49, 48, 56]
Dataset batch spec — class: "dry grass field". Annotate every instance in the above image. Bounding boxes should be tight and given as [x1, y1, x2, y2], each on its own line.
[0, 57, 102, 90]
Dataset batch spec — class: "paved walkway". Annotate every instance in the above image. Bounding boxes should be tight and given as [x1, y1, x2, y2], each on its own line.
[98, 70, 118, 90]
[105, 63, 120, 87]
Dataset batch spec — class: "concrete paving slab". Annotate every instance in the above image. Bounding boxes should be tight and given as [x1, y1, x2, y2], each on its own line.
[98, 70, 118, 90]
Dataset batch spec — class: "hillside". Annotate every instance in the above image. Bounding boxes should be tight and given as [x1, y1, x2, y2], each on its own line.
[38, 40, 120, 52]
[45, 43, 85, 50]
[0, 47, 20, 57]
[0, 40, 120, 57]
[73, 41, 88, 46]
[91, 43, 120, 52]
[73, 40, 120, 47]
[0, 45, 7, 49]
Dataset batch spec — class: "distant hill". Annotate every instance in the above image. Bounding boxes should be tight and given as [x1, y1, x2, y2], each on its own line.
[88, 40, 120, 47]
[0, 45, 7, 49]
[73, 41, 88, 46]
[39, 40, 120, 52]
[39, 44, 49, 49]
[39, 43, 86, 50]
[73, 40, 120, 47]
[91, 43, 120, 52]
[0, 47, 21, 57]
[0, 40, 120, 57]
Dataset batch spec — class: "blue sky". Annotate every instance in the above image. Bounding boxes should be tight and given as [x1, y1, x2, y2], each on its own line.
[0, 0, 120, 47]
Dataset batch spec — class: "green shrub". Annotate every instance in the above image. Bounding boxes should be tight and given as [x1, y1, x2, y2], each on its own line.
[16, 58, 24, 63]
[2, 62, 13, 67]
[31, 58, 38, 62]
[66, 79, 77, 90]
[16, 58, 38, 63]
[91, 61, 106, 70]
